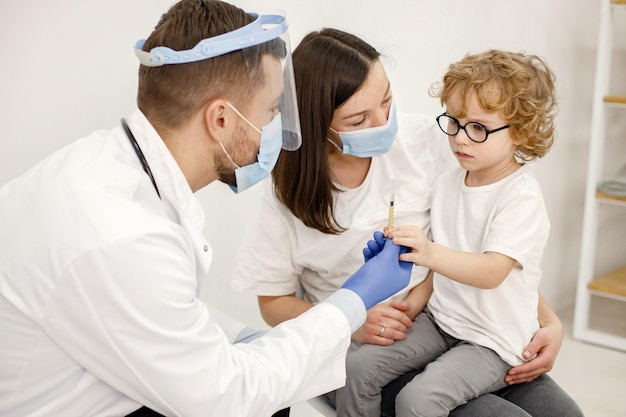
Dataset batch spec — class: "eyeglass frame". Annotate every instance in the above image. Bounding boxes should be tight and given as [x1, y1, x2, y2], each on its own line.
[435, 112, 510, 143]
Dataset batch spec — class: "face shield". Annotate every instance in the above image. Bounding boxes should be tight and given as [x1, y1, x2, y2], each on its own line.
[133, 11, 301, 151]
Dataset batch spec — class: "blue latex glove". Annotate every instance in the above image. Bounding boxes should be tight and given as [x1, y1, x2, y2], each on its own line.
[363, 231, 386, 262]
[342, 233, 413, 310]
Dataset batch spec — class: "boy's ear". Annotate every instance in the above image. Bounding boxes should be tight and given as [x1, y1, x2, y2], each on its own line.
[512, 131, 526, 146]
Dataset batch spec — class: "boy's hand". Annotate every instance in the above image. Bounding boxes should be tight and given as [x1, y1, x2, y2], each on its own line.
[386, 225, 432, 266]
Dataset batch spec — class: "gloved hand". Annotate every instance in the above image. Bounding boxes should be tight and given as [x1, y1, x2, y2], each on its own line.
[342, 233, 413, 310]
[363, 230, 386, 262]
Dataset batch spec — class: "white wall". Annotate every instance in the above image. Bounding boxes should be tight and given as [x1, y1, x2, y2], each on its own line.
[1, 0, 622, 330]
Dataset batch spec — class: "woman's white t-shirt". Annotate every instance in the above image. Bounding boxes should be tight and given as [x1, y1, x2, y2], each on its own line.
[232, 113, 453, 304]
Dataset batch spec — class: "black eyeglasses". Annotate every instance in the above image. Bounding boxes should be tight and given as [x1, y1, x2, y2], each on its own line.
[436, 113, 510, 143]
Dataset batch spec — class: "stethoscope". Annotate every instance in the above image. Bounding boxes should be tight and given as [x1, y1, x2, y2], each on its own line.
[120, 118, 161, 199]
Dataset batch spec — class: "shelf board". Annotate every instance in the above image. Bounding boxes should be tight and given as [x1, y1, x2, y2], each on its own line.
[588, 266, 626, 298]
[596, 190, 626, 204]
[611, 0, 626, 5]
[604, 96, 626, 104]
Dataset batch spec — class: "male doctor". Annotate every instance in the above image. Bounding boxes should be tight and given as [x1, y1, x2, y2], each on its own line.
[0, 1, 412, 416]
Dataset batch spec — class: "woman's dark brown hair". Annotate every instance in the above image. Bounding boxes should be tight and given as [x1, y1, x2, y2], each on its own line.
[272, 28, 380, 234]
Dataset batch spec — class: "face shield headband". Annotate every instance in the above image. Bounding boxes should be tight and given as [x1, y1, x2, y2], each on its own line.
[133, 11, 301, 151]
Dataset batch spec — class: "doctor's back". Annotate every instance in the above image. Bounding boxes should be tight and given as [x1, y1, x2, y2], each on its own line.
[0, 126, 177, 415]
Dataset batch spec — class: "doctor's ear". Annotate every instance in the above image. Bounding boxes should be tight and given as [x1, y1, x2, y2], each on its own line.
[203, 99, 233, 144]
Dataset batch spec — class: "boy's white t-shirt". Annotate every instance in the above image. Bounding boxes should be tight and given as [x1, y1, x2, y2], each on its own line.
[232, 113, 454, 304]
[428, 165, 550, 365]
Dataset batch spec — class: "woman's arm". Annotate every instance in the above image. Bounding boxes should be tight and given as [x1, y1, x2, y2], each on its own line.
[352, 272, 433, 345]
[258, 294, 314, 327]
[504, 292, 564, 384]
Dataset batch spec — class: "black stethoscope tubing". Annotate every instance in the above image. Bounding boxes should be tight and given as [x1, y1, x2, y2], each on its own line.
[121, 118, 161, 199]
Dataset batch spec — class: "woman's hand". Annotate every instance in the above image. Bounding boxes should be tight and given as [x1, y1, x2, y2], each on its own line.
[504, 320, 563, 384]
[352, 301, 414, 345]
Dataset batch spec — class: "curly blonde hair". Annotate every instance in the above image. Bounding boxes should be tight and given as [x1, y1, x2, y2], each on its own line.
[430, 50, 557, 161]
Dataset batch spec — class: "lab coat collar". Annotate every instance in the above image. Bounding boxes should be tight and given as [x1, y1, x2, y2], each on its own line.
[123, 109, 206, 232]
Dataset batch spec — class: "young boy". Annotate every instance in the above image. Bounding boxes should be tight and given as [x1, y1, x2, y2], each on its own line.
[380, 49, 557, 416]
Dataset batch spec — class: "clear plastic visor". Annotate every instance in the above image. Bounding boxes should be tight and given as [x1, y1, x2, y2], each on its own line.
[240, 14, 300, 150]
[253, 31, 301, 151]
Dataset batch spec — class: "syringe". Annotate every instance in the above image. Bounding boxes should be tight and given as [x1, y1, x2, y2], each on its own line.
[388, 192, 395, 229]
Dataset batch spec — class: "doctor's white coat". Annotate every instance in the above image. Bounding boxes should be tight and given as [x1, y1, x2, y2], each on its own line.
[0, 110, 352, 417]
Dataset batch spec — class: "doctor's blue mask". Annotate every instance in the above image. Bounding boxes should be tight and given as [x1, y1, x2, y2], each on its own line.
[327, 100, 398, 158]
[219, 103, 283, 194]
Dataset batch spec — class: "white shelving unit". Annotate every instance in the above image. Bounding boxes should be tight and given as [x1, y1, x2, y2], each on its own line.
[573, 0, 626, 351]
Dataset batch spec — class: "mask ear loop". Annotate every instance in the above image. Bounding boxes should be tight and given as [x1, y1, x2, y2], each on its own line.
[227, 102, 262, 134]
[326, 137, 343, 152]
[219, 102, 265, 170]
[326, 126, 345, 152]
[218, 142, 241, 169]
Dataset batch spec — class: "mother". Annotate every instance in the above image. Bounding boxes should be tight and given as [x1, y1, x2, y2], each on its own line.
[232, 28, 582, 417]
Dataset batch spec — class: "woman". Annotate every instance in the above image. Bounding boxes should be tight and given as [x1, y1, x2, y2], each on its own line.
[232, 28, 582, 417]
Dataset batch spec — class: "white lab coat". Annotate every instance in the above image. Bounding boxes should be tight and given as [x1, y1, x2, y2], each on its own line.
[0, 109, 352, 417]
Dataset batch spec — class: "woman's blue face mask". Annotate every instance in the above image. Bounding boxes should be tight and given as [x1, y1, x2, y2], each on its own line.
[327, 100, 398, 158]
[219, 103, 283, 194]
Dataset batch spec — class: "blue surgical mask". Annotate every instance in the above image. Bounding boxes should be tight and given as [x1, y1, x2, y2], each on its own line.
[327, 100, 398, 157]
[220, 103, 283, 194]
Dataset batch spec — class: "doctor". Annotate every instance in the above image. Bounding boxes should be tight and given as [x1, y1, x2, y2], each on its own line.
[0, 1, 412, 416]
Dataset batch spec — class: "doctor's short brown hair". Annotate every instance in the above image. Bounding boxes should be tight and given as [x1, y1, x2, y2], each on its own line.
[430, 49, 558, 162]
[136, 0, 282, 129]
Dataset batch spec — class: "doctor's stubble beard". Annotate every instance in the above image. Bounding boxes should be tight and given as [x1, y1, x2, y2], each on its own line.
[214, 124, 259, 187]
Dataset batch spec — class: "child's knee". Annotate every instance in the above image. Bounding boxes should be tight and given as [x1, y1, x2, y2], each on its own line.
[395, 385, 444, 417]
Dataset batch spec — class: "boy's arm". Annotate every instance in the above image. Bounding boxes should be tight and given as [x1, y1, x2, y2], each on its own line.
[389, 225, 516, 289]
[423, 244, 516, 289]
